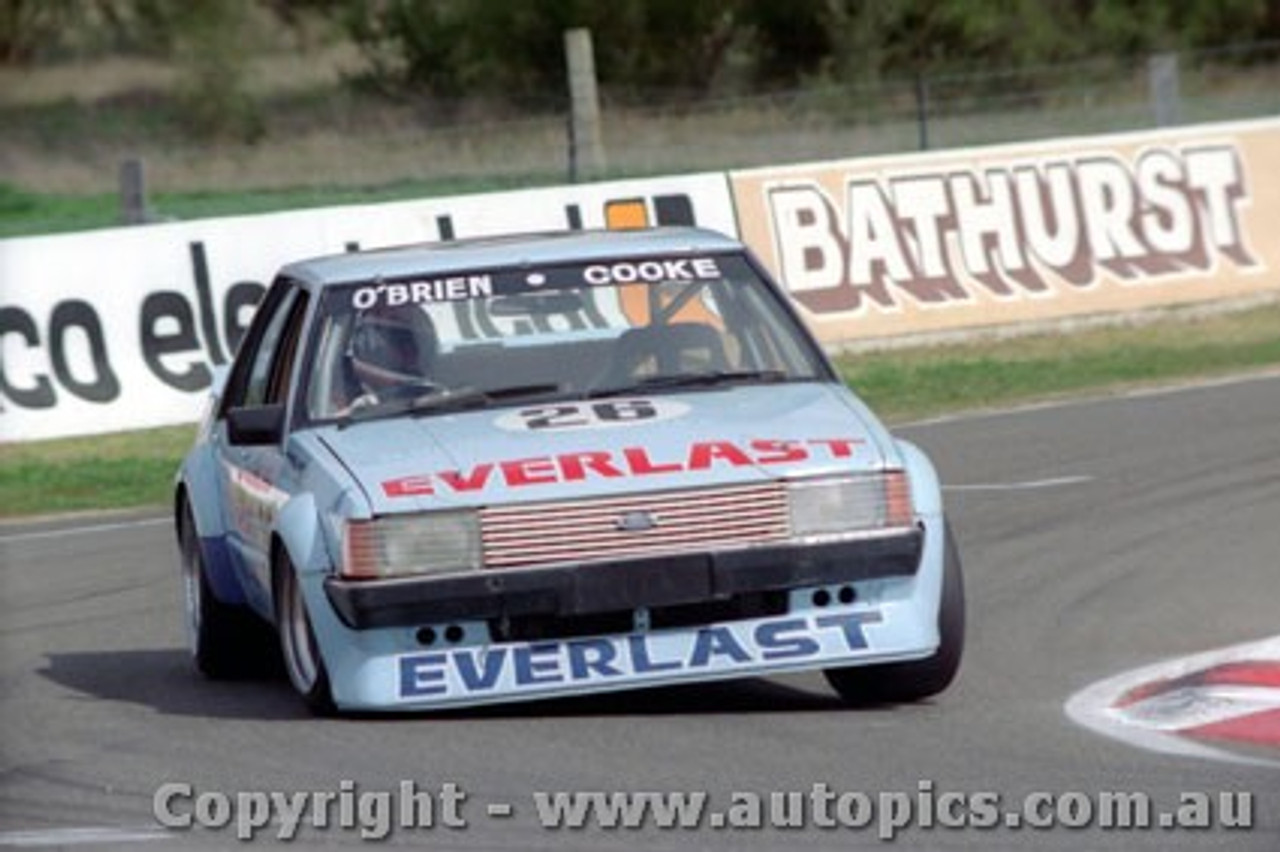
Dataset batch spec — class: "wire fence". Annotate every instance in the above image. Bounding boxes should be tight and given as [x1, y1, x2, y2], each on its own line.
[329, 39, 1275, 186]
[3, 40, 1278, 224]
[583, 40, 1280, 181]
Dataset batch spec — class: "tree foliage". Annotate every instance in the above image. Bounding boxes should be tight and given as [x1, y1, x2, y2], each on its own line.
[331, 0, 744, 100]
[4, 0, 1278, 126]
[320, 0, 1280, 99]
[0, 0, 88, 63]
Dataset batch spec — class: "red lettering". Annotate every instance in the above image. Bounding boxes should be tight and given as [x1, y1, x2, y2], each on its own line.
[808, 438, 862, 458]
[385, 438, 871, 496]
[383, 475, 434, 497]
[687, 441, 753, 470]
[438, 463, 494, 492]
[623, 446, 685, 475]
[501, 457, 559, 487]
[750, 439, 809, 464]
[557, 451, 624, 481]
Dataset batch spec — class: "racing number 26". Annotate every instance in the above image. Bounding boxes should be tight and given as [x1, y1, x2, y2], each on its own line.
[522, 401, 657, 430]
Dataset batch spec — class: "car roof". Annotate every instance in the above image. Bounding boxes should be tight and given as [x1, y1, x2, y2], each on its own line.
[279, 226, 745, 289]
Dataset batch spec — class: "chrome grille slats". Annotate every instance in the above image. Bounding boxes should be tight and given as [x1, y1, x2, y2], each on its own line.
[480, 481, 788, 569]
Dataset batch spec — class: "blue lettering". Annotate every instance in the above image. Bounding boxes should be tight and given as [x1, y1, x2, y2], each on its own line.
[689, 626, 752, 668]
[513, 643, 563, 686]
[567, 638, 623, 680]
[399, 652, 448, 697]
[815, 612, 883, 651]
[628, 635, 681, 674]
[455, 648, 507, 692]
[754, 618, 821, 660]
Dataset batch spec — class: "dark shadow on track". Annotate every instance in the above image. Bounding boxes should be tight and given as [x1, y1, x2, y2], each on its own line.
[41, 649, 306, 721]
[39, 649, 918, 722]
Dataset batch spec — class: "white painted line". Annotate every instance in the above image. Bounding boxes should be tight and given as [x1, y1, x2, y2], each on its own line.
[1065, 635, 1280, 768]
[0, 517, 168, 545]
[0, 827, 166, 847]
[944, 475, 1093, 493]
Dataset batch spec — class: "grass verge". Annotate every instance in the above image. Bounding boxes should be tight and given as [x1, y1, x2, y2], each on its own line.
[1, 424, 196, 518]
[833, 302, 1280, 422]
[0, 176, 543, 238]
[2, 303, 1278, 519]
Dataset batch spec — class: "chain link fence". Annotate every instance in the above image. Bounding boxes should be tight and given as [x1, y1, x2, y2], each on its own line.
[261, 39, 1280, 187]
[222, 40, 1280, 191]
[586, 40, 1280, 180]
[3, 40, 1278, 225]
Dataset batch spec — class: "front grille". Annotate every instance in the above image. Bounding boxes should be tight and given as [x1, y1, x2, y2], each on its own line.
[479, 480, 789, 570]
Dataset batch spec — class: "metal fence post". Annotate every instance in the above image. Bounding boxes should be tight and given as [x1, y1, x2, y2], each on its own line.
[119, 157, 150, 225]
[915, 73, 930, 151]
[564, 27, 606, 182]
[1149, 52, 1182, 127]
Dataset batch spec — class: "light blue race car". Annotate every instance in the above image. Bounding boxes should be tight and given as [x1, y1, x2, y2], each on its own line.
[174, 226, 964, 714]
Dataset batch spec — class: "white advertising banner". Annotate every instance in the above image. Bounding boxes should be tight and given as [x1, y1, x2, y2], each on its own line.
[729, 118, 1280, 346]
[0, 173, 737, 441]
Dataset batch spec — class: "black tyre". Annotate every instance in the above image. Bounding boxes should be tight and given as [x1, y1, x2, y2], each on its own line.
[274, 552, 336, 715]
[178, 504, 272, 679]
[824, 522, 965, 705]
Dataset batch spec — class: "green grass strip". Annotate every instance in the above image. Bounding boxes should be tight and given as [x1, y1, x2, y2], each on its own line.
[1, 424, 196, 518]
[0, 176, 553, 238]
[836, 304, 1280, 421]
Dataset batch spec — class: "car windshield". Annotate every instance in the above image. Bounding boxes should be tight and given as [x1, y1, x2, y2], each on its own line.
[304, 251, 828, 423]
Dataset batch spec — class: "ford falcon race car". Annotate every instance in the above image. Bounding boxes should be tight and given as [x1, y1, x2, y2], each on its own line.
[174, 226, 964, 714]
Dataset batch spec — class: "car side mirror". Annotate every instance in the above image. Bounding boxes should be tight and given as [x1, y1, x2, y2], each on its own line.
[226, 404, 286, 446]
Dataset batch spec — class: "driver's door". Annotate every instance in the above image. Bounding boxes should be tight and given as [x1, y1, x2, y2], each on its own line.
[214, 281, 309, 613]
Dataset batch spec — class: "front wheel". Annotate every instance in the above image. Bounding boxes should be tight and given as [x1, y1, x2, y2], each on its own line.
[274, 553, 336, 715]
[824, 522, 965, 705]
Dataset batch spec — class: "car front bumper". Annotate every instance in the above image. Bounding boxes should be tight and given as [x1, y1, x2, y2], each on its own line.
[323, 530, 923, 630]
[297, 523, 948, 711]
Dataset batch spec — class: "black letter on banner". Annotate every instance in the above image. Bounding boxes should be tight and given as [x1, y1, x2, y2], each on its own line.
[141, 292, 210, 392]
[49, 300, 119, 403]
[0, 307, 56, 409]
[189, 242, 225, 365]
[222, 281, 266, 356]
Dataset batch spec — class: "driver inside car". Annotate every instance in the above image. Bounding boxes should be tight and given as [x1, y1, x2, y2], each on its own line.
[340, 304, 440, 413]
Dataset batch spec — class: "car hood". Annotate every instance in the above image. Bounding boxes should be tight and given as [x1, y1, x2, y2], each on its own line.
[315, 382, 900, 514]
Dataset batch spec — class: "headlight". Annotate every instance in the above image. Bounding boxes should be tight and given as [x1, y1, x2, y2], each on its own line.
[342, 511, 481, 579]
[787, 472, 913, 538]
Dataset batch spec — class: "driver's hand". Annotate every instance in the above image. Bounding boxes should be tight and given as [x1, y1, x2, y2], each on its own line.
[335, 392, 379, 417]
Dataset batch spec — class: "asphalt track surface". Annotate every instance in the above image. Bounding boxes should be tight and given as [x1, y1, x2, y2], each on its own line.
[2, 373, 1277, 850]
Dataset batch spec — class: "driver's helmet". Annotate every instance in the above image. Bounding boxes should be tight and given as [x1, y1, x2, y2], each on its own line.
[347, 305, 438, 393]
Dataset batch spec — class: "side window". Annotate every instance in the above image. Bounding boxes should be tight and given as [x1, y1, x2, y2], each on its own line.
[265, 292, 310, 406]
[220, 279, 297, 413]
[241, 290, 299, 408]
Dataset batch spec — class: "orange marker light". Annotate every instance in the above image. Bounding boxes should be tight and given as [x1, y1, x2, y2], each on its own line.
[884, 472, 914, 528]
[342, 521, 382, 579]
[605, 199, 650, 230]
